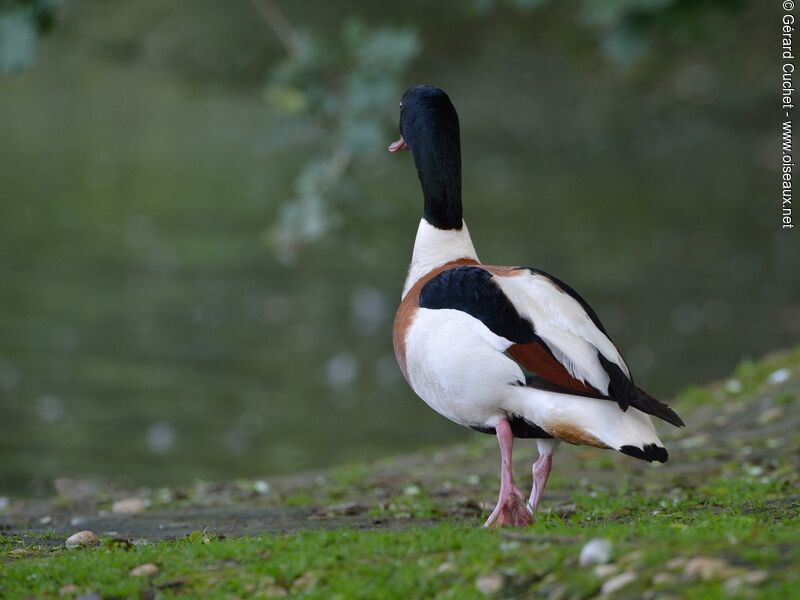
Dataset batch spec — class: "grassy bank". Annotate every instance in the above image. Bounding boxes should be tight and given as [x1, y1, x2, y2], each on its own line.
[1, 348, 798, 598]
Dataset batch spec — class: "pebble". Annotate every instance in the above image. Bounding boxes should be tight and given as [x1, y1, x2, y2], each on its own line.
[593, 564, 619, 578]
[253, 480, 270, 494]
[129, 563, 159, 577]
[59, 584, 80, 596]
[315, 501, 367, 517]
[65, 531, 99, 549]
[767, 368, 791, 385]
[601, 571, 636, 595]
[437, 561, 456, 573]
[291, 572, 314, 591]
[262, 585, 288, 598]
[403, 484, 421, 496]
[475, 573, 505, 594]
[724, 379, 742, 394]
[665, 557, 687, 570]
[652, 572, 676, 585]
[757, 407, 784, 425]
[724, 570, 769, 592]
[683, 556, 735, 581]
[112, 498, 147, 515]
[579, 538, 612, 567]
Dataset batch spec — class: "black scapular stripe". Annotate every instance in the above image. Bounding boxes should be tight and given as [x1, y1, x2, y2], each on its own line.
[420, 265, 685, 428]
[419, 265, 537, 343]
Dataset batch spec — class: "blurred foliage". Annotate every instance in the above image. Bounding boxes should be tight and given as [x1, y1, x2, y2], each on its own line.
[475, 0, 744, 66]
[259, 0, 743, 259]
[1, 0, 794, 493]
[0, 0, 59, 73]
[262, 18, 419, 263]
[0, 0, 746, 260]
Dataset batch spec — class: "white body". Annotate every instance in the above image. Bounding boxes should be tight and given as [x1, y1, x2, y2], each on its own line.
[401, 218, 664, 454]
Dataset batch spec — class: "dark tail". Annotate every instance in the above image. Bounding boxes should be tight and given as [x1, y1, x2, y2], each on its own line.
[598, 353, 685, 428]
[630, 386, 685, 428]
[620, 443, 669, 463]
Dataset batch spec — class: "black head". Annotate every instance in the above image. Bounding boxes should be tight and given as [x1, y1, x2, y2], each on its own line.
[389, 85, 462, 230]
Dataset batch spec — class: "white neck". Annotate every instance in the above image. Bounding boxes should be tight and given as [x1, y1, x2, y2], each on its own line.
[402, 219, 480, 298]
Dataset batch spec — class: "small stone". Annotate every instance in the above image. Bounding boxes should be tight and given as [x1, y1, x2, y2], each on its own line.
[254, 480, 270, 494]
[129, 563, 159, 577]
[475, 573, 505, 594]
[724, 379, 742, 394]
[593, 564, 619, 578]
[437, 561, 456, 573]
[59, 584, 80, 596]
[744, 570, 769, 585]
[725, 569, 770, 591]
[65, 531, 99, 549]
[652, 572, 675, 585]
[403, 484, 421, 496]
[0, 496, 9, 511]
[579, 538, 612, 567]
[601, 571, 636, 595]
[683, 556, 735, 581]
[757, 407, 784, 425]
[746, 465, 764, 477]
[112, 498, 147, 515]
[291, 572, 314, 590]
[767, 368, 791, 385]
[325, 501, 366, 516]
[262, 585, 288, 598]
[665, 557, 687, 570]
[38, 515, 52, 525]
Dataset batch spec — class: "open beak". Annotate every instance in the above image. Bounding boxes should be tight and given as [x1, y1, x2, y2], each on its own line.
[388, 136, 409, 153]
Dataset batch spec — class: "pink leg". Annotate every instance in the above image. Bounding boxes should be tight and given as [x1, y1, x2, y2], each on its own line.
[527, 453, 552, 514]
[483, 420, 532, 528]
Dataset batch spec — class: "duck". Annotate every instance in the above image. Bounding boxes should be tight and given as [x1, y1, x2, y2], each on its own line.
[389, 85, 684, 528]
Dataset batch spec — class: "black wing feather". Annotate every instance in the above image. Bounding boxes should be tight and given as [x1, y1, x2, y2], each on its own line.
[419, 265, 685, 428]
[419, 265, 538, 344]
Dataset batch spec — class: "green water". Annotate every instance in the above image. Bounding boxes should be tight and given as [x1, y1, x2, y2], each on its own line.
[0, 1, 796, 495]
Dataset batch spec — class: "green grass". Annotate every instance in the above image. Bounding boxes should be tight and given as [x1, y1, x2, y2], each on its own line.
[2, 348, 799, 598]
[1, 477, 797, 599]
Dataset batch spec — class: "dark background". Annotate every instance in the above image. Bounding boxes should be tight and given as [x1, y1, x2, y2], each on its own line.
[0, 0, 796, 495]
